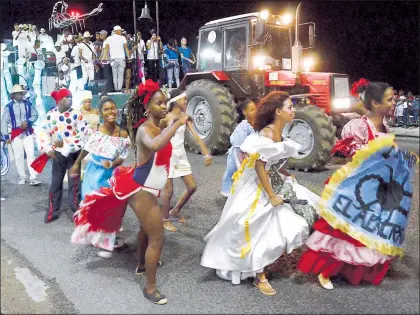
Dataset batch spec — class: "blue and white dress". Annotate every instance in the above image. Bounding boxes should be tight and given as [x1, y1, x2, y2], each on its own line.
[80, 127, 131, 200]
[220, 120, 255, 196]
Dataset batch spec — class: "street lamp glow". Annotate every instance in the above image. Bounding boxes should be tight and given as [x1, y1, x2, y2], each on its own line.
[281, 13, 293, 25]
[260, 10, 269, 20]
[303, 57, 315, 72]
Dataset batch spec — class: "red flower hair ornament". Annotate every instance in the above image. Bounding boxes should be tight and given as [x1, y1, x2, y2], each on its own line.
[137, 79, 161, 109]
[350, 78, 370, 99]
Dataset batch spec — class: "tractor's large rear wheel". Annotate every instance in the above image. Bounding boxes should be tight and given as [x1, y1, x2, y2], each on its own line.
[284, 106, 336, 172]
[185, 79, 237, 154]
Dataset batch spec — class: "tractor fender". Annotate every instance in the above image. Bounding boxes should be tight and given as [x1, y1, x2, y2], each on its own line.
[179, 71, 230, 89]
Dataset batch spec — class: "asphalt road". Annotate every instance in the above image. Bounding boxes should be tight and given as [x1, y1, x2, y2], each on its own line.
[1, 138, 419, 314]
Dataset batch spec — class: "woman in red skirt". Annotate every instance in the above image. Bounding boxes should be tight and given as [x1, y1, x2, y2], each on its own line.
[298, 81, 399, 289]
[71, 80, 190, 305]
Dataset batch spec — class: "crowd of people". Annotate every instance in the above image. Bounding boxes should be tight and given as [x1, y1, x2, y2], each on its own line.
[10, 24, 196, 93]
[2, 75, 416, 306]
[392, 89, 419, 127]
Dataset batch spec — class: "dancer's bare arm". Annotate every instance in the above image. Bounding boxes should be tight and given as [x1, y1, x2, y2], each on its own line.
[186, 121, 212, 165]
[139, 114, 189, 152]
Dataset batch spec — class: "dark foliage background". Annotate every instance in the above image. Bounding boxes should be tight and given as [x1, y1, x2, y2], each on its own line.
[1, 0, 418, 93]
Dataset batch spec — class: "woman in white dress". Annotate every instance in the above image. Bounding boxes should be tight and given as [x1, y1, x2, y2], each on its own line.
[160, 89, 213, 231]
[201, 91, 313, 296]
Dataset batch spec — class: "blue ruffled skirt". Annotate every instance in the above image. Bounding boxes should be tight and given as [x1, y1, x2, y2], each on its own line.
[81, 154, 114, 201]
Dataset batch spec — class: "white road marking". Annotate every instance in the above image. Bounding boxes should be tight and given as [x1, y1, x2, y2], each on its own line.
[14, 267, 49, 302]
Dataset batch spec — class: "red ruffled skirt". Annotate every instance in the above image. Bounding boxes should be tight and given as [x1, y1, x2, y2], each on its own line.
[71, 166, 159, 251]
[298, 218, 393, 285]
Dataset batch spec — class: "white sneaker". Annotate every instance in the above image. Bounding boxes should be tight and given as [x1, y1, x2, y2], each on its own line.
[30, 180, 42, 186]
[18, 179, 26, 185]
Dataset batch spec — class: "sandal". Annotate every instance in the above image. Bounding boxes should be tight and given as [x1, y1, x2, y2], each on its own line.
[143, 289, 167, 305]
[253, 277, 276, 296]
[136, 261, 163, 275]
[114, 236, 125, 249]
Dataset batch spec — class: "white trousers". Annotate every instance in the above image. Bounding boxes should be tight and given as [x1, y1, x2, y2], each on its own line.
[81, 62, 94, 86]
[111, 58, 126, 91]
[11, 135, 37, 181]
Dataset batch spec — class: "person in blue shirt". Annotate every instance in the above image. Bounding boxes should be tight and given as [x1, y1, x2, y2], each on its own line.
[179, 37, 195, 76]
[163, 38, 180, 88]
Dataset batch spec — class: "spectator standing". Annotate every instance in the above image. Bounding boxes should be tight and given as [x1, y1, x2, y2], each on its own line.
[164, 38, 180, 88]
[53, 42, 66, 66]
[60, 28, 74, 58]
[1, 85, 40, 186]
[38, 28, 53, 50]
[101, 25, 131, 92]
[146, 30, 163, 82]
[93, 42, 103, 80]
[15, 24, 29, 59]
[79, 31, 95, 87]
[179, 37, 195, 76]
[12, 23, 19, 60]
[395, 96, 404, 126]
[135, 31, 146, 84]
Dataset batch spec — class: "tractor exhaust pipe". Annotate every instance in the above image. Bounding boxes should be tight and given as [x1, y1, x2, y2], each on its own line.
[292, 1, 303, 73]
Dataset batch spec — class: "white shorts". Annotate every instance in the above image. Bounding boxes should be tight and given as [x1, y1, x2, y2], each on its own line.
[168, 146, 192, 178]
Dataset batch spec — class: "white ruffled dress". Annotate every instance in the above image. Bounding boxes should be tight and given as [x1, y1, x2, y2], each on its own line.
[201, 134, 314, 284]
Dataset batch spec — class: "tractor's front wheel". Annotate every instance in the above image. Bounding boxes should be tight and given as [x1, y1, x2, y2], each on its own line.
[284, 106, 336, 172]
[185, 79, 237, 154]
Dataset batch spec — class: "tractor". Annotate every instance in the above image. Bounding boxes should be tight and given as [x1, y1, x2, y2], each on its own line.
[179, 4, 353, 172]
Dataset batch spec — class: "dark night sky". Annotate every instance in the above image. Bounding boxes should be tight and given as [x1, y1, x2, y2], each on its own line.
[1, 0, 419, 93]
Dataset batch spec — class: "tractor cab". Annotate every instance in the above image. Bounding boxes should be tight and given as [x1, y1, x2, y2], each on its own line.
[197, 12, 293, 73]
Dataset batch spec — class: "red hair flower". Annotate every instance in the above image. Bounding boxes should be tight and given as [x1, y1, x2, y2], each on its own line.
[350, 78, 370, 98]
[137, 79, 161, 108]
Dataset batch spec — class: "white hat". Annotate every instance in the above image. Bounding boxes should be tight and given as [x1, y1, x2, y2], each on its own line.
[80, 90, 93, 101]
[19, 24, 23, 28]
[40, 28, 46, 33]
[113, 25, 122, 31]
[11, 85, 25, 94]
[83, 31, 93, 38]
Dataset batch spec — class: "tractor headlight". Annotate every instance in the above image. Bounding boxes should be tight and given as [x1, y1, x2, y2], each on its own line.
[253, 55, 271, 71]
[333, 97, 351, 109]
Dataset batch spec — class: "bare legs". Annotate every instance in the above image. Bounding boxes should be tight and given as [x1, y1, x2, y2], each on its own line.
[128, 190, 165, 299]
[162, 179, 177, 232]
[161, 174, 197, 232]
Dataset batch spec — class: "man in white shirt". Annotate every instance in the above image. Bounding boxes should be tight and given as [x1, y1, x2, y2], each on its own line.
[146, 30, 163, 82]
[15, 24, 29, 59]
[53, 42, 66, 66]
[79, 31, 95, 87]
[134, 31, 146, 84]
[38, 28, 52, 50]
[60, 28, 73, 57]
[101, 25, 131, 92]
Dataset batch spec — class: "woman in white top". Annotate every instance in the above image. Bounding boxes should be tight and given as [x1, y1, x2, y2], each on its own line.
[201, 91, 312, 296]
[159, 89, 212, 232]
